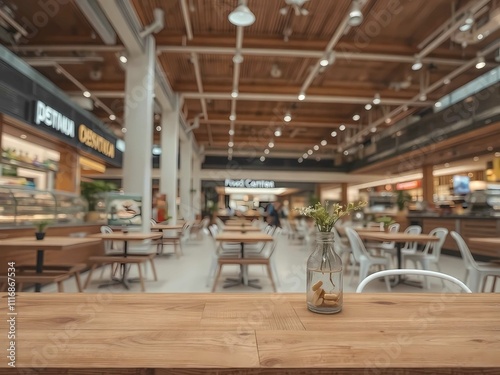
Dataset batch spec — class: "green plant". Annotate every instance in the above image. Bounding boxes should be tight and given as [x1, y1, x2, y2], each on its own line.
[376, 216, 396, 228]
[396, 190, 412, 211]
[34, 220, 51, 233]
[296, 201, 367, 232]
[80, 180, 116, 211]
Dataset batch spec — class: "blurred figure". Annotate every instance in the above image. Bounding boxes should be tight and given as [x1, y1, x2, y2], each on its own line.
[266, 201, 282, 227]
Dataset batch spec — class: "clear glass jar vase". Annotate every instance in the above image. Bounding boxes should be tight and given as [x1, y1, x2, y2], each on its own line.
[306, 232, 343, 314]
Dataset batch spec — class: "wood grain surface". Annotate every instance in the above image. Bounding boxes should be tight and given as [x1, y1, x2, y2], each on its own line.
[358, 232, 440, 243]
[0, 293, 499, 374]
[216, 233, 274, 242]
[89, 232, 163, 241]
[0, 236, 102, 251]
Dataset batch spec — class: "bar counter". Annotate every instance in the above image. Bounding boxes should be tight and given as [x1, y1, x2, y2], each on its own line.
[1, 293, 499, 374]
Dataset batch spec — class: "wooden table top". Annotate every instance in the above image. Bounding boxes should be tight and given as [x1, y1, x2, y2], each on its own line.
[469, 237, 500, 246]
[216, 232, 274, 242]
[89, 232, 163, 241]
[225, 219, 254, 226]
[358, 232, 439, 243]
[151, 224, 184, 230]
[0, 236, 101, 251]
[223, 226, 261, 232]
[1, 293, 499, 373]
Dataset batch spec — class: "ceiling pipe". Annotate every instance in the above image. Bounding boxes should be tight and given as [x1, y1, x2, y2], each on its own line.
[190, 52, 208, 120]
[416, 0, 490, 60]
[22, 56, 105, 64]
[229, 25, 245, 147]
[180, 0, 194, 40]
[74, 0, 117, 45]
[0, 7, 28, 37]
[341, 39, 500, 150]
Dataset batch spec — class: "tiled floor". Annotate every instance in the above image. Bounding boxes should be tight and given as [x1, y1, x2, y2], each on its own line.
[35, 232, 498, 294]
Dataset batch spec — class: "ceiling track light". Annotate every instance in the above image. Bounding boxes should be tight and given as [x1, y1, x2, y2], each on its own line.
[298, 93, 306, 101]
[348, 0, 363, 27]
[412, 57, 423, 71]
[274, 128, 282, 137]
[228, 0, 255, 27]
[284, 112, 292, 122]
[459, 12, 474, 32]
[373, 93, 381, 105]
[320, 51, 335, 67]
[476, 56, 486, 69]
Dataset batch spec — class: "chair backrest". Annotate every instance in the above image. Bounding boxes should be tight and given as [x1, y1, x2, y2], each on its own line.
[388, 223, 400, 233]
[150, 218, 157, 226]
[331, 226, 348, 255]
[345, 227, 371, 262]
[450, 231, 479, 270]
[356, 269, 472, 293]
[402, 225, 422, 250]
[100, 225, 121, 254]
[422, 227, 448, 259]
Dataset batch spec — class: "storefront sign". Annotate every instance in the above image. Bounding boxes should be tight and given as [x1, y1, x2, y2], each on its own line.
[224, 179, 275, 188]
[396, 180, 421, 190]
[34, 101, 75, 138]
[78, 124, 115, 158]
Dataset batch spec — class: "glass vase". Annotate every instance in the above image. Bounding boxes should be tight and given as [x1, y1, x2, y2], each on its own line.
[306, 232, 343, 314]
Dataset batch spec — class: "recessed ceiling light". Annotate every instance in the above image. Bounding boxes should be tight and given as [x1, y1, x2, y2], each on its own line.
[352, 114, 360, 121]
[264, 149, 269, 154]
[109, 114, 116, 120]
[331, 131, 337, 137]
[20, 134, 27, 139]
[83, 91, 91, 98]
[313, 145, 319, 151]
[365, 103, 372, 110]
[298, 93, 306, 101]
[260, 156, 265, 162]
[339, 124, 346, 131]
[321, 140, 327, 146]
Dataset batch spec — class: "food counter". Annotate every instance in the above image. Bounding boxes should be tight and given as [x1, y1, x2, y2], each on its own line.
[0, 293, 498, 373]
[407, 213, 500, 258]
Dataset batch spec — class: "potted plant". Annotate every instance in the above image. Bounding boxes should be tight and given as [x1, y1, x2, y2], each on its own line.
[376, 216, 396, 231]
[80, 180, 116, 221]
[34, 220, 51, 240]
[396, 190, 412, 211]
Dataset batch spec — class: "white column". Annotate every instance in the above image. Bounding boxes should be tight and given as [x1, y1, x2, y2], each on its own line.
[179, 137, 193, 220]
[122, 36, 155, 232]
[192, 153, 202, 219]
[160, 105, 179, 223]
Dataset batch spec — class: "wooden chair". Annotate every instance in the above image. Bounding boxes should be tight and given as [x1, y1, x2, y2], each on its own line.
[84, 256, 150, 292]
[0, 272, 70, 292]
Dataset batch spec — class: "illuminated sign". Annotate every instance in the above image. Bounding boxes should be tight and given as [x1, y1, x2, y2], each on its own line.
[78, 124, 115, 158]
[34, 100, 75, 138]
[396, 180, 421, 190]
[225, 179, 275, 188]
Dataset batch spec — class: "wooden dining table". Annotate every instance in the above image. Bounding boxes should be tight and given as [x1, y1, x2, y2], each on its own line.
[216, 232, 274, 288]
[222, 225, 261, 232]
[1, 293, 499, 373]
[0, 236, 101, 292]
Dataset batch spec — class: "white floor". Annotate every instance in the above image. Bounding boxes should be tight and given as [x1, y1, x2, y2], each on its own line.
[36, 233, 497, 294]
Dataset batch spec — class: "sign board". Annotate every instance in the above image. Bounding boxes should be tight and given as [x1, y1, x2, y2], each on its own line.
[396, 180, 421, 190]
[224, 179, 275, 188]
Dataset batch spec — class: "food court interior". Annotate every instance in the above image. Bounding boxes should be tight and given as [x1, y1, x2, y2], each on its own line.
[0, 0, 500, 296]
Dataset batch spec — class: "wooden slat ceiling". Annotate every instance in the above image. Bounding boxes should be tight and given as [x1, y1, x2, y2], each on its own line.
[3, 0, 500, 172]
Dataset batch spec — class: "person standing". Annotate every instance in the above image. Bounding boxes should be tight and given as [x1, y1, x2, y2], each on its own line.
[266, 201, 282, 227]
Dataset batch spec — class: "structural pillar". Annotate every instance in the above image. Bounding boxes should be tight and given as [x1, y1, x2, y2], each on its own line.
[122, 36, 155, 232]
[179, 137, 193, 220]
[192, 153, 202, 219]
[341, 183, 349, 206]
[160, 105, 179, 223]
[422, 164, 434, 207]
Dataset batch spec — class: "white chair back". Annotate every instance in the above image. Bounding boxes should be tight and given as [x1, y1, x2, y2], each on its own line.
[345, 227, 371, 262]
[422, 227, 448, 260]
[401, 225, 422, 251]
[450, 231, 479, 270]
[356, 269, 472, 293]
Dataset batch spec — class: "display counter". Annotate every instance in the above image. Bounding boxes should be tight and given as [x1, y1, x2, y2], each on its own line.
[408, 213, 500, 257]
[0, 293, 498, 373]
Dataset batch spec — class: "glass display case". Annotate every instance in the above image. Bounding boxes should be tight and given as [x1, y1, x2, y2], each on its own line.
[0, 186, 87, 226]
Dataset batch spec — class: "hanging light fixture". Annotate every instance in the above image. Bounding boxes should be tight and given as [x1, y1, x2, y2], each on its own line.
[412, 57, 423, 71]
[476, 56, 486, 69]
[284, 112, 292, 122]
[373, 93, 381, 105]
[298, 93, 306, 101]
[348, 0, 363, 27]
[459, 13, 474, 32]
[228, 0, 255, 27]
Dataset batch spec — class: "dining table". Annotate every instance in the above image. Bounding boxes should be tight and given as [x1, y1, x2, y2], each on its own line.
[88, 232, 162, 289]
[357, 232, 439, 287]
[0, 236, 101, 292]
[222, 225, 261, 232]
[215, 232, 274, 288]
[1, 293, 498, 373]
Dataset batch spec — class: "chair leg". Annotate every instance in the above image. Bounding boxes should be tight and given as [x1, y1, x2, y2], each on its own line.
[74, 272, 83, 292]
[266, 264, 277, 292]
[149, 258, 158, 281]
[57, 281, 64, 292]
[212, 265, 223, 292]
[137, 263, 145, 292]
[84, 264, 98, 289]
